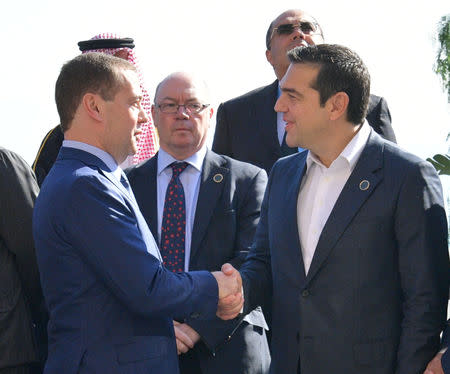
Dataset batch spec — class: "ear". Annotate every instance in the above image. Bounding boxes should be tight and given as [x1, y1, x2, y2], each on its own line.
[82, 93, 104, 122]
[208, 106, 214, 120]
[326, 92, 349, 121]
[151, 104, 158, 129]
[265, 49, 273, 66]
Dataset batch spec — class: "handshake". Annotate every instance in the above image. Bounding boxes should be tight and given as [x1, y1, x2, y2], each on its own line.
[212, 263, 244, 320]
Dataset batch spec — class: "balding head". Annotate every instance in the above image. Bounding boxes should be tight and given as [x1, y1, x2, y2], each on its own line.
[266, 9, 324, 80]
[152, 72, 213, 160]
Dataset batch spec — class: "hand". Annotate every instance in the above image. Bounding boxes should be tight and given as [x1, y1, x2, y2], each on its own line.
[173, 321, 201, 355]
[424, 352, 444, 374]
[213, 263, 244, 320]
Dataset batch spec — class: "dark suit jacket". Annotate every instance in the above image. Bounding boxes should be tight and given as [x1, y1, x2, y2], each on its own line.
[32, 125, 64, 187]
[0, 147, 47, 371]
[126, 150, 270, 374]
[212, 80, 397, 174]
[33, 147, 219, 374]
[240, 130, 449, 374]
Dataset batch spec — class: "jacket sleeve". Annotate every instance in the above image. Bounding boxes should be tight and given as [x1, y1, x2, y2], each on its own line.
[395, 160, 449, 373]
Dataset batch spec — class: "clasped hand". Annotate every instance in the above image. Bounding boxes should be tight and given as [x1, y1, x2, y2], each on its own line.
[212, 263, 243, 320]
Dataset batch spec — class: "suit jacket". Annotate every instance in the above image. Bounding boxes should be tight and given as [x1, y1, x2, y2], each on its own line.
[32, 125, 64, 187]
[212, 80, 397, 174]
[240, 130, 449, 374]
[33, 147, 219, 374]
[126, 149, 270, 374]
[0, 147, 47, 371]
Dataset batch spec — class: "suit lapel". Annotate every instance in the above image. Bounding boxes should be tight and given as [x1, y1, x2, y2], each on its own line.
[280, 154, 308, 286]
[130, 155, 159, 238]
[190, 151, 228, 263]
[306, 133, 384, 284]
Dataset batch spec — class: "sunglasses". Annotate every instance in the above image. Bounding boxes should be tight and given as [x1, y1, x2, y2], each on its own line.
[271, 21, 320, 39]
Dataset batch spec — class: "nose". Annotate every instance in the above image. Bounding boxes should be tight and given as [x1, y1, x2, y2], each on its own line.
[274, 95, 286, 113]
[291, 26, 305, 40]
[176, 105, 190, 118]
[138, 105, 149, 123]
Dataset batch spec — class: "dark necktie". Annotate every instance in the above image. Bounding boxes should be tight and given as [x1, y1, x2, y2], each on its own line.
[280, 131, 298, 157]
[160, 162, 188, 272]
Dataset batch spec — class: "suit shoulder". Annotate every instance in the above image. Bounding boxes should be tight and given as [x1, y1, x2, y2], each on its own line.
[372, 136, 436, 180]
[220, 81, 277, 109]
[214, 153, 267, 178]
[0, 147, 31, 171]
[125, 156, 156, 179]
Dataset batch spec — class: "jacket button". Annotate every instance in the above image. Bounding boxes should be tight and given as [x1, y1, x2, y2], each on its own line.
[302, 289, 310, 297]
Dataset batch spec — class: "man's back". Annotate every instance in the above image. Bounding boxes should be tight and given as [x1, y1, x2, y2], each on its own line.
[34, 147, 218, 374]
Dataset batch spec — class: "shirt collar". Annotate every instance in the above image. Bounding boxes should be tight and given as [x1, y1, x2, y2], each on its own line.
[62, 140, 122, 180]
[306, 121, 371, 171]
[157, 145, 207, 176]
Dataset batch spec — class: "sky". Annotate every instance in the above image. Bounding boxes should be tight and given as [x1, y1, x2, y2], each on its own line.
[1, 0, 449, 172]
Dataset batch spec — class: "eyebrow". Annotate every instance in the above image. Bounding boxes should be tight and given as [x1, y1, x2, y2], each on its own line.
[281, 87, 302, 97]
[158, 96, 201, 103]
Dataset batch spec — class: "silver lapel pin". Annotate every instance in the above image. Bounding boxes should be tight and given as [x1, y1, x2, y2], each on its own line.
[359, 179, 370, 191]
[213, 173, 224, 183]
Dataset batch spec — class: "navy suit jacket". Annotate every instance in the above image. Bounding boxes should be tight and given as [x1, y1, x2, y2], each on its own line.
[212, 80, 397, 174]
[33, 147, 218, 374]
[126, 150, 270, 373]
[240, 130, 449, 374]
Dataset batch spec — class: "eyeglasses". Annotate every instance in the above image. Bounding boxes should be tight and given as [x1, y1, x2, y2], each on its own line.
[156, 102, 210, 114]
[271, 21, 321, 40]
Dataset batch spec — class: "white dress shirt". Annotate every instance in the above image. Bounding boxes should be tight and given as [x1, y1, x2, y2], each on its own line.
[156, 146, 207, 272]
[297, 123, 371, 274]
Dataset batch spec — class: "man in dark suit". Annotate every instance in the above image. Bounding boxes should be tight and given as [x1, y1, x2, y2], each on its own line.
[236, 44, 449, 373]
[212, 9, 396, 174]
[127, 72, 270, 374]
[0, 147, 47, 374]
[33, 53, 243, 374]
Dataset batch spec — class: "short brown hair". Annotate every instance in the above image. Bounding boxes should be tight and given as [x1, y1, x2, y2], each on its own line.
[55, 52, 136, 131]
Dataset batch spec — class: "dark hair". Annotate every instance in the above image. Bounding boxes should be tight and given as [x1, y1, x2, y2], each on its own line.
[265, 12, 323, 50]
[55, 52, 136, 131]
[287, 44, 370, 125]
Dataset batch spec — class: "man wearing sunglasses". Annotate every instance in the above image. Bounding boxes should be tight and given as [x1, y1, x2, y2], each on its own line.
[212, 9, 396, 174]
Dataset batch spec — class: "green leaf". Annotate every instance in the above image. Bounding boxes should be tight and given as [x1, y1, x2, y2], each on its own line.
[427, 153, 450, 175]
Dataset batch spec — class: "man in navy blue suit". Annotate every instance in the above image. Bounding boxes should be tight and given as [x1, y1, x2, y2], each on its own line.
[32, 53, 243, 374]
[236, 44, 449, 373]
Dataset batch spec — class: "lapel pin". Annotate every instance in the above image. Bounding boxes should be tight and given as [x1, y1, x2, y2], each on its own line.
[359, 180, 370, 191]
[213, 173, 223, 183]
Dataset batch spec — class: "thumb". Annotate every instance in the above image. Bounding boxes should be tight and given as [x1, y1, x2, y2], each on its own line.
[221, 263, 235, 276]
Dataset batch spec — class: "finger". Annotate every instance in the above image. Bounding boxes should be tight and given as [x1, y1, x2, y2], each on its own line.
[176, 338, 190, 355]
[221, 263, 235, 276]
[219, 292, 243, 304]
[174, 325, 195, 348]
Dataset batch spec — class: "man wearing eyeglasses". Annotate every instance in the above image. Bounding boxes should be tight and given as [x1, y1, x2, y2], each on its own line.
[126, 72, 270, 374]
[212, 9, 396, 174]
